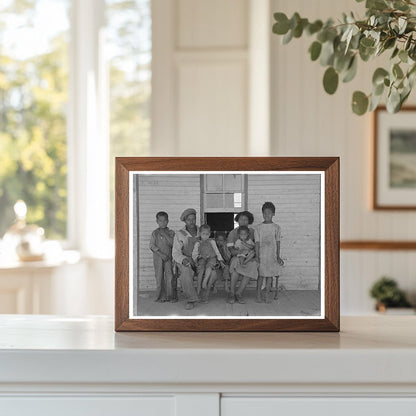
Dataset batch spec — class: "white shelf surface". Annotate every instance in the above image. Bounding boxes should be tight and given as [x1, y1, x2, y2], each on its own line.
[0, 315, 415, 388]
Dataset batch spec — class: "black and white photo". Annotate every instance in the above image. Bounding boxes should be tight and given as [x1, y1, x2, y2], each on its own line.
[129, 171, 324, 319]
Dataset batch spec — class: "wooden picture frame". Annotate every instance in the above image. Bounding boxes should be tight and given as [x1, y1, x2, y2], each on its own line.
[115, 157, 340, 332]
[373, 106, 416, 210]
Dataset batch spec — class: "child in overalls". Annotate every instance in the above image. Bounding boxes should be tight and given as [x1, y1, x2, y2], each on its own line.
[192, 224, 225, 295]
[149, 211, 175, 302]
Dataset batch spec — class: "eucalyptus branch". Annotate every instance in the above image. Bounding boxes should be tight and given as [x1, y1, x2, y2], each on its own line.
[272, 0, 416, 115]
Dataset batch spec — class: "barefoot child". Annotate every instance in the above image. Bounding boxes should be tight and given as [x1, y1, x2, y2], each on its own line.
[254, 202, 284, 303]
[149, 211, 175, 302]
[229, 225, 258, 304]
[192, 224, 225, 295]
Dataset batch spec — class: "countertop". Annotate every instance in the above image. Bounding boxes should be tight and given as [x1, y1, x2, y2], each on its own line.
[0, 315, 415, 386]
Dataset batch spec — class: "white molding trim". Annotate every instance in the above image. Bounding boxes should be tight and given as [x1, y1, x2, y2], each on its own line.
[248, 0, 271, 156]
[69, 0, 109, 255]
[151, 0, 177, 156]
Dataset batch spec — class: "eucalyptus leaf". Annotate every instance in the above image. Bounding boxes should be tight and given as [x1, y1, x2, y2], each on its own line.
[369, 92, 383, 111]
[273, 13, 290, 34]
[359, 44, 375, 61]
[393, 63, 404, 79]
[391, 47, 399, 59]
[398, 17, 407, 34]
[320, 40, 335, 66]
[282, 29, 293, 44]
[386, 87, 401, 112]
[373, 82, 385, 95]
[360, 37, 375, 48]
[352, 91, 369, 115]
[372, 67, 389, 85]
[342, 56, 358, 82]
[307, 20, 323, 35]
[323, 67, 339, 94]
[366, 0, 388, 10]
[309, 41, 322, 61]
[399, 49, 408, 63]
[405, 34, 413, 50]
[383, 37, 396, 50]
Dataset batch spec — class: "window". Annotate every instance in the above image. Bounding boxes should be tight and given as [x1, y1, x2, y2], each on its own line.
[0, 0, 70, 239]
[106, 0, 151, 237]
[0, 0, 151, 253]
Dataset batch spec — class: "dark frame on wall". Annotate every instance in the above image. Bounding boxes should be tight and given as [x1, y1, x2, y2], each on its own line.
[373, 106, 416, 210]
[115, 157, 340, 332]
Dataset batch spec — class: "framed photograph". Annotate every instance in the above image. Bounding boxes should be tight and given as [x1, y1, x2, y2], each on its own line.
[115, 157, 339, 332]
[374, 106, 416, 209]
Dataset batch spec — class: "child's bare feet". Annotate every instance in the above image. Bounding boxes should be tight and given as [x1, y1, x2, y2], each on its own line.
[227, 294, 235, 304]
[236, 294, 246, 304]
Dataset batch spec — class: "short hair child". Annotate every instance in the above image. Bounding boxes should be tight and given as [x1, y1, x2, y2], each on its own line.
[156, 211, 168, 220]
[200, 223, 211, 233]
[262, 202, 275, 214]
[255, 201, 284, 303]
[238, 225, 250, 236]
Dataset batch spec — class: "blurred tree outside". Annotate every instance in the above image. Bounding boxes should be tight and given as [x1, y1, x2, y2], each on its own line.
[0, 0, 70, 239]
[0, 0, 151, 241]
[106, 0, 151, 237]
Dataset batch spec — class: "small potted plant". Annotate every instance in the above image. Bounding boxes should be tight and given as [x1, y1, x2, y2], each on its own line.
[370, 276, 414, 313]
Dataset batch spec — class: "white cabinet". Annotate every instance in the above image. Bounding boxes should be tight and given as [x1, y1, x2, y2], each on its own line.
[221, 398, 416, 416]
[1, 316, 416, 416]
[1, 397, 175, 416]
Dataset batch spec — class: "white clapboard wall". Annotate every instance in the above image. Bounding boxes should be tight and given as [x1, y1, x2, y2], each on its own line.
[136, 173, 320, 291]
[247, 174, 321, 290]
[136, 174, 201, 290]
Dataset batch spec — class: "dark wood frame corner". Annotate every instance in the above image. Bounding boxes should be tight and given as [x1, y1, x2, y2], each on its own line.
[373, 105, 416, 211]
[115, 157, 340, 332]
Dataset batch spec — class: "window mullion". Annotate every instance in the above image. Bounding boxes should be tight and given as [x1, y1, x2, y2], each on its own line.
[69, 0, 109, 256]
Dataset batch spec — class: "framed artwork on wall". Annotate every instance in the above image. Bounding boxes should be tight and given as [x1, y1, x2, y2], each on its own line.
[374, 106, 416, 210]
[115, 157, 340, 332]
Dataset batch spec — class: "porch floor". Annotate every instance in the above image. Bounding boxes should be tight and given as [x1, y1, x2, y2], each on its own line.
[136, 289, 321, 317]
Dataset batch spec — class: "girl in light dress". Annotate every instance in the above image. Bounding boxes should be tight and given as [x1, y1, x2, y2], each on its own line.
[254, 202, 284, 303]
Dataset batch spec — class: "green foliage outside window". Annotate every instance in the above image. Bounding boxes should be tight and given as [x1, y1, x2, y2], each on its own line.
[0, 1, 69, 238]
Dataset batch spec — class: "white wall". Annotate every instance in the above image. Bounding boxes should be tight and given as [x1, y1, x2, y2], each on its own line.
[23, 0, 415, 317]
[271, 0, 416, 313]
[136, 174, 201, 290]
[152, 0, 251, 156]
[248, 174, 321, 290]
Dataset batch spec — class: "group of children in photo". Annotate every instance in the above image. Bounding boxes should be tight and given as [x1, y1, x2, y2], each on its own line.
[148, 202, 284, 308]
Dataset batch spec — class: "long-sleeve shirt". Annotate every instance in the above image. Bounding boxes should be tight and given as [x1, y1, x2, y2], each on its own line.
[192, 239, 224, 263]
[149, 227, 175, 257]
